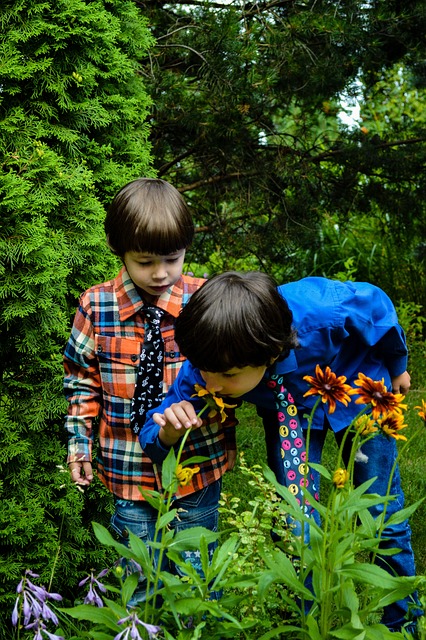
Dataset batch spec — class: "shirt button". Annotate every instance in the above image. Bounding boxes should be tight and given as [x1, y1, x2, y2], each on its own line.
[169, 351, 175, 359]
[97, 346, 103, 353]
[131, 354, 138, 362]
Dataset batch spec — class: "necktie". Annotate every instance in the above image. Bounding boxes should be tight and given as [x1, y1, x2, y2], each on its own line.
[267, 373, 317, 516]
[130, 306, 165, 435]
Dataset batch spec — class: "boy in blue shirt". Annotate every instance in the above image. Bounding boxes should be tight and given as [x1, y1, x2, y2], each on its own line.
[140, 270, 421, 636]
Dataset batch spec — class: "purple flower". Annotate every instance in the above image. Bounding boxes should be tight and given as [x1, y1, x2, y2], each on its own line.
[11, 569, 63, 637]
[79, 569, 109, 607]
[114, 612, 161, 640]
[24, 619, 65, 640]
[84, 583, 104, 607]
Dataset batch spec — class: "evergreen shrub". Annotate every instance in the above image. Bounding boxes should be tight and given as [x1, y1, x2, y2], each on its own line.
[0, 1, 154, 633]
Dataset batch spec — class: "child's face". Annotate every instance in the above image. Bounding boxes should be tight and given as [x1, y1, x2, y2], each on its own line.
[124, 249, 185, 302]
[200, 365, 268, 398]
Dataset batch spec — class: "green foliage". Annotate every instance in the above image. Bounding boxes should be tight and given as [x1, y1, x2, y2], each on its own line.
[139, 1, 426, 305]
[12, 390, 426, 639]
[0, 0, 154, 633]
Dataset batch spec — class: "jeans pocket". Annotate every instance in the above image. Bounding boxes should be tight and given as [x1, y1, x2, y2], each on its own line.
[110, 501, 157, 545]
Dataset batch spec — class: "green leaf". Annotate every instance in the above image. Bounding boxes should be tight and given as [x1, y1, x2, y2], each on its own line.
[138, 488, 166, 513]
[161, 446, 178, 491]
[158, 509, 178, 529]
[306, 614, 323, 640]
[92, 521, 118, 547]
[258, 549, 314, 599]
[329, 625, 365, 639]
[180, 455, 209, 465]
[341, 563, 417, 592]
[100, 597, 127, 619]
[258, 624, 307, 639]
[382, 498, 425, 528]
[364, 624, 404, 639]
[121, 571, 139, 606]
[307, 461, 332, 481]
[167, 526, 219, 551]
[61, 604, 120, 631]
[128, 530, 152, 572]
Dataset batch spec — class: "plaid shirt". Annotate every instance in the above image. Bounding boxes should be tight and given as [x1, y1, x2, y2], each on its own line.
[64, 267, 237, 500]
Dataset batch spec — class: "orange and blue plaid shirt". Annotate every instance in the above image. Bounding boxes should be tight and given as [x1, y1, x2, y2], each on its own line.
[64, 267, 237, 501]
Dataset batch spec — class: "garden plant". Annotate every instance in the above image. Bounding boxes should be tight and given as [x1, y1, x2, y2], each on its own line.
[11, 369, 426, 639]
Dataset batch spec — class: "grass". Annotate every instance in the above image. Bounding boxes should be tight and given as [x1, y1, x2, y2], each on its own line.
[222, 392, 426, 575]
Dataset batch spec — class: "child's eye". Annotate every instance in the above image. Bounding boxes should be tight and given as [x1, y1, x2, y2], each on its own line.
[138, 262, 151, 266]
[167, 257, 180, 263]
[222, 373, 236, 379]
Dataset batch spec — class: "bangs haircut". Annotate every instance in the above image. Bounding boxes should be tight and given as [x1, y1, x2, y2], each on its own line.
[175, 271, 298, 372]
[105, 178, 194, 257]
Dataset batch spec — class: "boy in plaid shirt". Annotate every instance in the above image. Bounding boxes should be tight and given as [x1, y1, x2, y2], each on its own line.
[64, 178, 237, 600]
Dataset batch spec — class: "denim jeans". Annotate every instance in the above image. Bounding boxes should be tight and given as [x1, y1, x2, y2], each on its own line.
[308, 427, 422, 632]
[110, 479, 222, 604]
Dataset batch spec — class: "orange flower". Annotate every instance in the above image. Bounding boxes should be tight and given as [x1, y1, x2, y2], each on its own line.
[377, 411, 408, 441]
[354, 373, 407, 420]
[333, 468, 350, 489]
[354, 414, 378, 436]
[415, 399, 426, 422]
[192, 384, 237, 422]
[176, 464, 200, 487]
[303, 365, 357, 414]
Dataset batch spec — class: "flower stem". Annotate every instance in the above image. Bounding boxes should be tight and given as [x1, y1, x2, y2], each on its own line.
[146, 401, 210, 620]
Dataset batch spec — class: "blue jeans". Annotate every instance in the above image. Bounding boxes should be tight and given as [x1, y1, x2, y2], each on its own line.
[308, 427, 422, 632]
[110, 479, 221, 604]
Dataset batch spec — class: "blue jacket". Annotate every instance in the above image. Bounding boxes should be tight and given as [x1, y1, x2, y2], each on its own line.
[141, 278, 407, 465]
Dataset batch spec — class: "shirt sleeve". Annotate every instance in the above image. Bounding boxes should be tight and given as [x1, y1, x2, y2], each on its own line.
[64, 299, 102, 463]
[140, 360, 239, 463]
[140, 360, 202, 462]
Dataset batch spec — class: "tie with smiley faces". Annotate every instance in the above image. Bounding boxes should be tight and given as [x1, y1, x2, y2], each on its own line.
[266, 373, 317, 516]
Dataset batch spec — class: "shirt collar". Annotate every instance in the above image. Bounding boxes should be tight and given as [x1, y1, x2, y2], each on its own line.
[114, 266, 188, 322]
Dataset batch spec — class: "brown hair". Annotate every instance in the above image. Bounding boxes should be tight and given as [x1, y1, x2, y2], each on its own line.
[175, 271, 298, 371]
[105, 178, 194, 257]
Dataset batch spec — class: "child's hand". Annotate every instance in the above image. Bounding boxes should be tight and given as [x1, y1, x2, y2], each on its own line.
[391, 371, 411, 395]
[227, 448, 237, 470]
[69, 461, 93, 486]
[154, 401, 203, 447]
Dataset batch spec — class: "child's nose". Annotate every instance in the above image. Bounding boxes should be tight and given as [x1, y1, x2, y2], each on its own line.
[203, 374, 223, 393]
[152, 263, 167, 279]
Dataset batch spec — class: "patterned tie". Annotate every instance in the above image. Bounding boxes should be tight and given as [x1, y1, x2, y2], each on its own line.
[266, 373, 318, 516]
[130, 306, 165, 435]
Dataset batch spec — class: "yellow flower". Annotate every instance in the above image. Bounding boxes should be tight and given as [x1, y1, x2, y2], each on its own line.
[333, 468, 350, 489]
[192, 384, 237, 422]
[377, 411, 408, 441]
[176, 464, 200, 487]
[415, 399, 426, 422]
[303, 365, 357, 414]
[354, 373, 407, 420]
[354, 414, 378, 436]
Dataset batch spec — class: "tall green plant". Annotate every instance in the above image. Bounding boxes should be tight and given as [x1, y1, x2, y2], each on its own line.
[0, 0, 154, 632]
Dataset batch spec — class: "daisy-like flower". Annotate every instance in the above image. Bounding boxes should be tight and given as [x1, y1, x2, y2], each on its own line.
[415, 399, 426, 422]
[378, 411, 408, 441]
[192, 384, 237, 422]
[354, 414, 378, 436]
[176, 463, 200, 487]
[333, 468, 350, 489]
[303, 365, 357, 414]
[354, 373, 407, 420]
